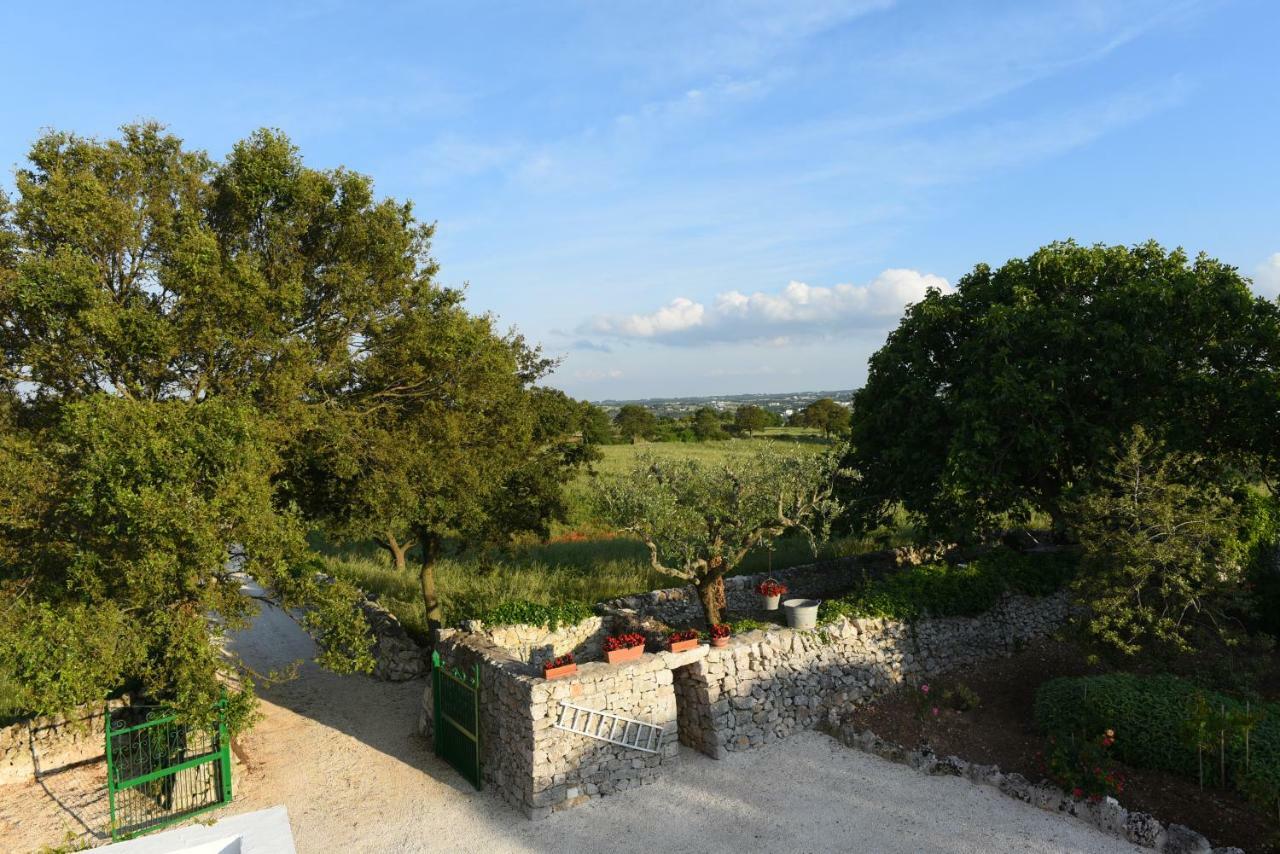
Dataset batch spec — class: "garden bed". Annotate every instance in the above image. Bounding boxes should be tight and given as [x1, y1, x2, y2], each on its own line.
[837, 640, 1276, 852]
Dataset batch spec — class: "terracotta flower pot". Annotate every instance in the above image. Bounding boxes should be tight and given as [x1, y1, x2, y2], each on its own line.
[543, 662, 577, 680]
[710, 636, 729, 649]
[605, 643, 644, 664]
[669, 638, 699, 653]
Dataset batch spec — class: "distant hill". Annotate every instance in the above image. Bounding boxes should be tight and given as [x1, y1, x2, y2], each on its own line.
[592, 389, 855, 418]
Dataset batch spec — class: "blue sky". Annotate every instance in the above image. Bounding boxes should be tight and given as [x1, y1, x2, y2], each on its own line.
[3, 1, 1278, 399]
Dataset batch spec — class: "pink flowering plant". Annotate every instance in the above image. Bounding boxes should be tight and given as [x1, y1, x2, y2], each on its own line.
[913, 682, 940, 721]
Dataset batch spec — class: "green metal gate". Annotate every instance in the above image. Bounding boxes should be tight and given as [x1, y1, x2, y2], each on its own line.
[105, 699, 233, 841]
[432, 651, 481, 789]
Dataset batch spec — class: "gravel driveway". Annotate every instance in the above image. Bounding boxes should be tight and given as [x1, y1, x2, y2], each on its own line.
[0, 589, 1146, 853]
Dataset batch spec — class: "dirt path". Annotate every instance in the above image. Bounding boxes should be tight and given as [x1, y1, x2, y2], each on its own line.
[2, 589, 1150, 853]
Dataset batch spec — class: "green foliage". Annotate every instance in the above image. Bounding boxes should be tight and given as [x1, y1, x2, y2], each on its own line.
[478, 600, 594, 631]
[790, 398, 850, 438]
[733, 405, 776, 436]
[1034, 674, 1280, 808]
[845, 240, 1280, 539]
[0, 123, 434, 723]
[1068, 427, 1250, 657]
[691, 407, 728, 441]
[943, 682, 981, 712]
[728, 618, 772, 634]
[613, 404, 657, 443]
[1242, 493, 1280, 635]
[819, 548, 1078, 623]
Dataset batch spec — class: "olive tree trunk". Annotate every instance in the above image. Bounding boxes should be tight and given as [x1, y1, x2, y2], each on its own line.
[695, 560, 728, 627]
[417, 531, 444, 638]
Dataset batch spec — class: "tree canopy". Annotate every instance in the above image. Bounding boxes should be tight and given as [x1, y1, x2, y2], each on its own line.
[0, 123, 439, 723]
[613, 404, 657, 443]
[285, 286, 592, 633]
[792, 398, 849, 438]
[844, 240, 1280, 538]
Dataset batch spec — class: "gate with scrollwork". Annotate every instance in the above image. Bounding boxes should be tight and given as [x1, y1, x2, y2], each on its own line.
[105, 699, 232, 840]
[432, 650, 482, 789]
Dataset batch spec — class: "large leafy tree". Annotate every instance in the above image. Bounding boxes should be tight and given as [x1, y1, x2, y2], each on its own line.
[792, 398, 850, 438]
[286, 287, 590, 634]
[0, 123, 431, 721]
[595, 445, 848, 625]
[613, 404, 656, 443]
[845, 241, 1280, 538]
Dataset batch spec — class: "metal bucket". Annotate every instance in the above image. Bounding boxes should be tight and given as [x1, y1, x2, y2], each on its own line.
[782, 598, 821, 630]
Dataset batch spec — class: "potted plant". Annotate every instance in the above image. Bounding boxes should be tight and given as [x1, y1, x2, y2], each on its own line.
[543, 653, 577, 680]
[604, 632, 646, 664]
[668, 629, 700, 653]
[755, 578, 788, 610]
[709, 623, 732, 649]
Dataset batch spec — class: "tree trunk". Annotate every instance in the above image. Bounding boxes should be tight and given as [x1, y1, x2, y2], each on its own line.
[383, 530, 412, 572]
[417, 531, 444, 638]
[695, 566, 728, 627]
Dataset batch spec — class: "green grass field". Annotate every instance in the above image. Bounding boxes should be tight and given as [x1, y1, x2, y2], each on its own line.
[319, 431, 916, 638]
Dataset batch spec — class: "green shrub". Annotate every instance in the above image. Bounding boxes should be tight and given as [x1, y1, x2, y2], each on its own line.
[1034, 673, 1280, 808]
[478, 600, 594, 631]
[819, 548, 1078, 623]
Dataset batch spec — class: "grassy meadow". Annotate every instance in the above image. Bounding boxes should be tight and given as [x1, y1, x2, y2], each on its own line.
[318, 430, 917, 638]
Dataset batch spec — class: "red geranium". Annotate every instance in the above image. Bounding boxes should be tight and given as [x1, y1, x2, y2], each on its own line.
[709, 623, 732, 639]
[603, 632, 646, 652]
[544, 653, 575, 670]
[668, 629, 700, 643]
[755, 579, 788, 597]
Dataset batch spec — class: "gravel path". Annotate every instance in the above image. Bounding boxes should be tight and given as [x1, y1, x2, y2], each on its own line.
[1, 588, 1147, 853]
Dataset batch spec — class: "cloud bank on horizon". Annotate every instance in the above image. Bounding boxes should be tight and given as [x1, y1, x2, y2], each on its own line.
[582, 269, 950, 346]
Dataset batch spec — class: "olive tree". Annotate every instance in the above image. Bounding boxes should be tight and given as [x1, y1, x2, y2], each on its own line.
[595, 445, 849, 625]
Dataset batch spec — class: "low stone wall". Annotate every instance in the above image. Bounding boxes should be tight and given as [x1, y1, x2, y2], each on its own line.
[600, 544, 962, 628]
[425, 583, 1069, 819]
[421, 629, 685, 818]
[675, 591, 1068, 758]
[0, 697, 131, 785]
[361, 599, 427, 681]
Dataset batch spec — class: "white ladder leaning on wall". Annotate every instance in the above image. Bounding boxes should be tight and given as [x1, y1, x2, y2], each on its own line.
[553, 703, 668, 753]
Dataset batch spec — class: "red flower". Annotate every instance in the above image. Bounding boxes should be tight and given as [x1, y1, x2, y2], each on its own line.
[544, 653, 575, 670]
[1072, 787, 1083, 799]
[604, 633, 646, 652]
[710, 623, 732, 639]
[668, 629, 700, 643]
[755, 579, 788, 597]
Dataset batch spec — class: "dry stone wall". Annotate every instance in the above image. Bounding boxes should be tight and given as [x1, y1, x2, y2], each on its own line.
[0, 697, 131, 784]
[425, 584, 1069, 820]
[361, 599, 427, 681]
[675, 591, 1068, 758]
[421, 626, 686, 819]
[600, 546, 960, 628]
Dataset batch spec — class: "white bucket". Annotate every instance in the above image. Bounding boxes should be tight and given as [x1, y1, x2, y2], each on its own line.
[782, 598, 821, 630]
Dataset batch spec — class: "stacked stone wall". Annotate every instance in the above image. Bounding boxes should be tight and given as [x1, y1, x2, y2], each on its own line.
[424, 582, 1069, 820]
[674, 591, 1069, 757]
[361, 598, 427, 681]
[421, 630, 689, 818]
[0, 697, 131, 784]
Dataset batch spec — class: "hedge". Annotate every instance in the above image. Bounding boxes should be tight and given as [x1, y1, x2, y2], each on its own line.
[478, 599, 594, 631]
[819, 547, 1079, 623]
[1034, 673, 1280, 805]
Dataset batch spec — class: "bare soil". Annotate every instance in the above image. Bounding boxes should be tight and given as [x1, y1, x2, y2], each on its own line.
[842, 640, 1279, 853]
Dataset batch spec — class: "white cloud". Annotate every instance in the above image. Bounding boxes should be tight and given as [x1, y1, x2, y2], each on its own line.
[589, 296, 705, 338]
[1255, 253, 1280, 299]
[573, 368, 624, 382]
[583, 268, 949, 346]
